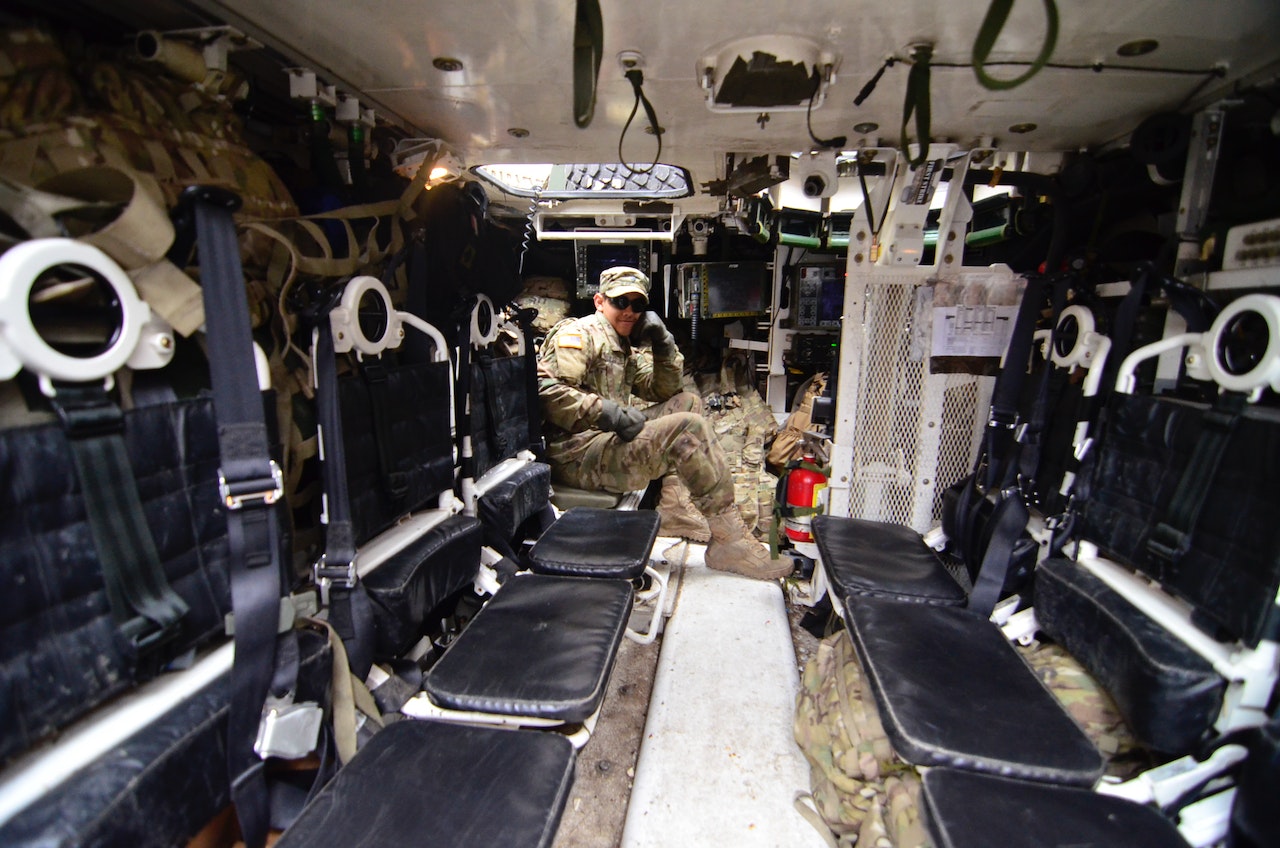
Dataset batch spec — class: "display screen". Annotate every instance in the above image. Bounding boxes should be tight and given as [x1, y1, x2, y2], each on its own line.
[701, 262, 770, 318]
[576, 241, 649, 297]
[818, 275, 844, 323]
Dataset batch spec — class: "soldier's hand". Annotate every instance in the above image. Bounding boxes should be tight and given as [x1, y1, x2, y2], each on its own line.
[630, 311, 676, 357]
[597, 399, 646, 442]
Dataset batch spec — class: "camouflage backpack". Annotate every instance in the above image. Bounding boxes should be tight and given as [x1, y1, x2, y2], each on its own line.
[793, 629, 931, 848]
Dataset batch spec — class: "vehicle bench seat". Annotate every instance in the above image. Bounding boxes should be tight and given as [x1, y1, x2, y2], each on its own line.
[423, 574, 633, 722]
[276, 720, 575, 848]
[844, 595, 1105, 785]
[813, 514, 967, 606]
[529, 507, 660, 580]
[921, 768, 1190, 848]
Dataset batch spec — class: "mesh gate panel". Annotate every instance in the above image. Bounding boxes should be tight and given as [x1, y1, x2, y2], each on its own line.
[844, 276, 993, 533]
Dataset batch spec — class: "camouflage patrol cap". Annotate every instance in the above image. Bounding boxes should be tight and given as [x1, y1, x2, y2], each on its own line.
[598, 266, 650, 298]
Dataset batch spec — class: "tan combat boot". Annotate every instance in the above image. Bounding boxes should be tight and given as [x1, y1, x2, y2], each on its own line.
[657, 475, 711, 542]
[705, 507, 793, 580]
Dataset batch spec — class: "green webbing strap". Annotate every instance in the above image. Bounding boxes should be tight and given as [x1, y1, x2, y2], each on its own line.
[52, 383, 189, 651]
[573, 0, 604, 128]
[972, 0, 1060, 91]
[1146, 392, 1248, 565]
[900, 45, 933, 168]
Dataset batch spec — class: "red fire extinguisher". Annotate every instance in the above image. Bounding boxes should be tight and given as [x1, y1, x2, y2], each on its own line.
[782, 456, 828, 543]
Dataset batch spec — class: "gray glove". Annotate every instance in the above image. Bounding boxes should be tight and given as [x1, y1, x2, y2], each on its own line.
[597, 399, 646, 442]
[630, 311, 676, 357]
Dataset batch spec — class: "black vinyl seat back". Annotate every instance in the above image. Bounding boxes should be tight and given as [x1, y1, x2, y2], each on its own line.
[0, 395, 233, 763]
[338, 356, 455, 545]
[1076, 393, 1280, 648]
[471, 352, 536, 479]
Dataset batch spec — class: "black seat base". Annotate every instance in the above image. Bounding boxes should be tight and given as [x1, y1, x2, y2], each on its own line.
[922, 768, 1189, 848]
[1035, 557, 1225, 756]
[363, 514, 483, 657]
[813, 514, 967, 606]
[845, 595, 1104, 785]
[529, 508, 660, 580]
[276, 720, 576, 848]
[424, 574, 633, 722]
[0, 627, 333, 848]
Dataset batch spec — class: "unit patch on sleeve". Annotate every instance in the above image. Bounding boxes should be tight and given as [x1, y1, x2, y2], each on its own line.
[557, 333, 584, 349]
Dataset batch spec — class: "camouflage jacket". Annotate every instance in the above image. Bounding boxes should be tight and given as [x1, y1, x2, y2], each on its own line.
[537, 311, 684, 456]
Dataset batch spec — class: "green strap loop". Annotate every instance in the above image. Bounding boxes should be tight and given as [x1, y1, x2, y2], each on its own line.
[900, 45, 933, 168]
[972, 0, 1061, 91]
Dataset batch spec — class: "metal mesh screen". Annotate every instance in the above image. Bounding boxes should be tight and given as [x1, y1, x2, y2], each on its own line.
[844, 276, 993, 533]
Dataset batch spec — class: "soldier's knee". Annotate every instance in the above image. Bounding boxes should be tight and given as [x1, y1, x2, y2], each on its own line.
[669, 391, 703, 415]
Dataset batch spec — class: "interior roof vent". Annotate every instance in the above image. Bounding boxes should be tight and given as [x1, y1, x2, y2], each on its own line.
[698, 35, 839, 113]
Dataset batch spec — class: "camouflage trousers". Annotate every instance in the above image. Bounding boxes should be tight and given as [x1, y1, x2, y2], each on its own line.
[549, 391, 736, 516]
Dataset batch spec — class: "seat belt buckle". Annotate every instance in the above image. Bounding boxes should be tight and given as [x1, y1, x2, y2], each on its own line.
[314, 556, 357, 606]
[254, 698, 324, 760]
[219, 460, 284, 510]
[988, 410, 1018, 430]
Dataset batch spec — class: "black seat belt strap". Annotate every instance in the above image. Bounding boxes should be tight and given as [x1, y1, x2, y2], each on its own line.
[182, 186, 289, 848]
[51, 382, 188, 654]
[982, 275, 1048, 491]
[1147, 392, 1247, 565]
[314, 321, 376, 680]
[514, 307, 546, 459]
[967, 491, 1030, 616]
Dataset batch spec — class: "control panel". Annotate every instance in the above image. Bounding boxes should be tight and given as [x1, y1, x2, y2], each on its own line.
[1223, 217, 1280, 271]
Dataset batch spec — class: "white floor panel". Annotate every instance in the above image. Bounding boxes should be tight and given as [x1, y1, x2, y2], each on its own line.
[621, 554, 824, 847]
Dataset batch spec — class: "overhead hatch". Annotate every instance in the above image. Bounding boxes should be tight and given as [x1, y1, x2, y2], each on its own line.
[698, 35, 839, 112]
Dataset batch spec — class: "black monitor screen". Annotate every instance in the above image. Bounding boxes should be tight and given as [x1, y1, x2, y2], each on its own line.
[575, 241, 649, 298]
[699, 262, 770, 318]
[818, 275, 844, 324]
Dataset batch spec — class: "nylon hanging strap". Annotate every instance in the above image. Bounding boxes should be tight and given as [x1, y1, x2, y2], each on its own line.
[51, 383, 188, 653]
[314, 321, 376, 680]
[1147, 392, 1248, 565]
[183, 186, 286, 848]
[900, 44, 933, 168]
[514, 307, 546, 459]
[983, 276, 1049, 491]
[972, 0, 1060, 91]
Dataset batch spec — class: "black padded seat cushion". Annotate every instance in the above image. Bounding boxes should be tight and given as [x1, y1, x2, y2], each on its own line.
[362, 515, 482, 657]
[529, 508, 660, 580]
[813, 514, 966, 606]
[276, 720, 575, 848]
[0, 626, 332, 848]
[478, 461, 552, 542]
[845, 595, 1104, 785]
[1035, 557, 1225, 756]
[922, 768, 1189, 848]
[424, 574, 633, 722]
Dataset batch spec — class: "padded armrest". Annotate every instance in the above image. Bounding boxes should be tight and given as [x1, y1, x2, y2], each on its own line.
[845, 595, 1104, 785]
[922, 769, 1189, 848]
[424, 574, 633, 722]
[813, 515, 966, 606]
[1035, 558, 1225, 756]
[529, 508, 660, 580]
[276, 721, 576, 848]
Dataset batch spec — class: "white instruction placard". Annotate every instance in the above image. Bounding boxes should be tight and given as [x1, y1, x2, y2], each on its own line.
[931, 304, 1018, 358]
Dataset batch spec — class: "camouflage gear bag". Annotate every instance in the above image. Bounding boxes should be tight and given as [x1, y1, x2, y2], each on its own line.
[794, 630, 931, 848]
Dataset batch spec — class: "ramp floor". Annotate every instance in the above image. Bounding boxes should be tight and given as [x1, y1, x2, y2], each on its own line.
[621, 545, 825, 847]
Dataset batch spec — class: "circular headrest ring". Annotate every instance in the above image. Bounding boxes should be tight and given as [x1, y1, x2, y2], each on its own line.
[338, 275, 397, 356]
[0, 238, 146, 383]
[1205, 293, 1280, 394]
[1049, 304, 1095, 368]
[470, 293, 499, 347]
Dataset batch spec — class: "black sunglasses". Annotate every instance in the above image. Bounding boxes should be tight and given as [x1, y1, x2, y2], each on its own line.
[607, 294, 648, 313]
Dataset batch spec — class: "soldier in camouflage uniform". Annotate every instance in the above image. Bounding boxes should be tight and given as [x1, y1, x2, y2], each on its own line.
[537, 266, 791, 581]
